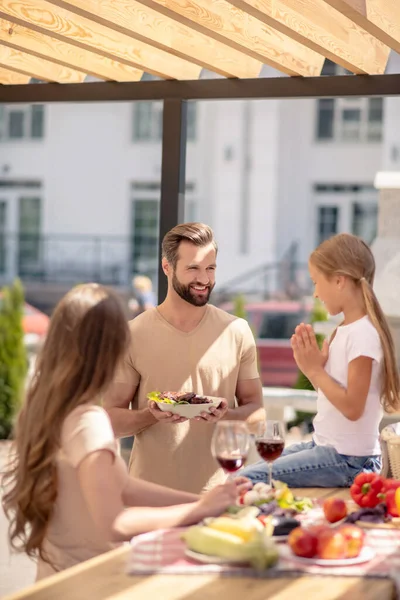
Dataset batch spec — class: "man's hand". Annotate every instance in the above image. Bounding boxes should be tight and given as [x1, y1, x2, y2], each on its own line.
[194, 398, 229, 423]
[291, 323, 329, 378]
[148, 401, 188, 424]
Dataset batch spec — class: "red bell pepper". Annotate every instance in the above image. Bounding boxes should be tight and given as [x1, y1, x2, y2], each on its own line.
[381, 479, 400, 517]
[350, 473, 385, 508]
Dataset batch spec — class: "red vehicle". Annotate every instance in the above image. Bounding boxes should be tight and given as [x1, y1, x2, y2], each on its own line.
[220, 300, 313, 387]
[23, 302, 50, 340]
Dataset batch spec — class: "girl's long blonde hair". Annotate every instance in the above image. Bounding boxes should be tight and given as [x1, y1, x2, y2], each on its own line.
[310, 233, 400, 412]
[2, 283, 129, 564]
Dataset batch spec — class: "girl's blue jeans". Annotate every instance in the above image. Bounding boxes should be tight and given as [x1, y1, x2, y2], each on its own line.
[239, 440, 381, 488]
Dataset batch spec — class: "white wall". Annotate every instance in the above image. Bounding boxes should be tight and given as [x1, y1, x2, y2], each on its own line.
[276, 98, 382, 263]
[0, 79, 388, 290]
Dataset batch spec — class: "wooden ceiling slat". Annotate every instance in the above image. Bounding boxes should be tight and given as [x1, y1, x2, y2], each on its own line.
[0, 19, 143, 81]
[47, 0, 262, 79]
[135, 0, 325, 76]
[0, 45, 85, 82]
[226, 0, 389, 74]
[322, 0, 400, 54]
[0, 0, 201, 80]
[0, 64, 30, 83]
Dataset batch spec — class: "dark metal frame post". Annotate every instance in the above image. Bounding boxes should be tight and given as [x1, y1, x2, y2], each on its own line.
[157, 99, 187, 303]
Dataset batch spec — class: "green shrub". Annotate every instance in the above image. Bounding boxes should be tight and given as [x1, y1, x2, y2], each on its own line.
[0, 279, 28, 439]
[233, 294, 248, 320]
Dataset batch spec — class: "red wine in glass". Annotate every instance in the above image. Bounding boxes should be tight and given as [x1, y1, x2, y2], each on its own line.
[255, 439, 284, 462]
[216, 453, 247, 473]
[211, 422, 250, 475]
[255, 420, 285, 486]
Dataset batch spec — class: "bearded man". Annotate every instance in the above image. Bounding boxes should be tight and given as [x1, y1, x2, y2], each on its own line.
[105, 223, 263, 493]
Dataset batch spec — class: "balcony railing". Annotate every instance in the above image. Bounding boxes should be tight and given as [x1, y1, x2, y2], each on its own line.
[0, 233, 310, 301]
[0, 233, 158, 287]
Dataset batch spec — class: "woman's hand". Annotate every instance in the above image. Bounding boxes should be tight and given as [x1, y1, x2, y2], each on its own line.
[291, 323, 329, 378]
[198, 479, 252, 518]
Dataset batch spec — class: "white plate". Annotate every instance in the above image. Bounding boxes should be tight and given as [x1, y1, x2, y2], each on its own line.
[185, 549, 249, 565]
[280, 544, 375, 566]
[156, 397, 221, 419]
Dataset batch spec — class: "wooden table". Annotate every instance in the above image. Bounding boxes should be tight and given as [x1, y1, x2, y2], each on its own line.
[4, 489, 396, 600]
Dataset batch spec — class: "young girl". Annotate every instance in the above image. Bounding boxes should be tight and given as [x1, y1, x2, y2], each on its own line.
[2, 283, 249, 579]
[241, 233, 400, 487]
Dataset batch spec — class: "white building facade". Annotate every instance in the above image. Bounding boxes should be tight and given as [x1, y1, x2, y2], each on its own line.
[0, 60, 389, 298]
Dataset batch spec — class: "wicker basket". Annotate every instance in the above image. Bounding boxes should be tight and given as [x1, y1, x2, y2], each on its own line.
[387, 438, 400, 480]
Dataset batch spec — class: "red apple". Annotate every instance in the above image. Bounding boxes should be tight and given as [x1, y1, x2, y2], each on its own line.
[288, 526, 318, 559]
[305, 523, 330, 537]
[323, 497, 348, 523]
[317, 529, 347, 560]
[339, 524, 365, 558]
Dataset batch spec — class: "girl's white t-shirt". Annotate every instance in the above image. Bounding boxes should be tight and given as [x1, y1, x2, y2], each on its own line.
[313, 316, 383, 456]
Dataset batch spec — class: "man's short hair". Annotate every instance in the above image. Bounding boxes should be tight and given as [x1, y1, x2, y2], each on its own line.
[162, 222, 218, 268]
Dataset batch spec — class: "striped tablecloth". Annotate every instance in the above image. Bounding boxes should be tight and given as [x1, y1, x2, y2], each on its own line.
[126, 526, 400, 596]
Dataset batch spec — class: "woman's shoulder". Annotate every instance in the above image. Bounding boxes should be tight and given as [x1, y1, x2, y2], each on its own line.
[60, 404, 117, 467]
[61, 405, 113, 444]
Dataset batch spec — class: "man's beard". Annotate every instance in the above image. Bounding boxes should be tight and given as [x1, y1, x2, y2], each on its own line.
[172, 272, 214, 307]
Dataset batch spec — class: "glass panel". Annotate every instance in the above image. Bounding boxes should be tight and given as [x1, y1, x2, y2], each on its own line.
[0, 201, 6, 274]
[133, 102, 153, 140]
[352, 202, 378, 244]
[131, 199, 159, 278]
[316, 99, 334, 139]
[368, 98, 383, 122]
[8, 111, 25, 138]
[341, 108, 361, 140]
[18, 196, 42, 275]
[31, 105, 44, 138]
[367, 98, 383, 142]
[318, 206, 338, 244]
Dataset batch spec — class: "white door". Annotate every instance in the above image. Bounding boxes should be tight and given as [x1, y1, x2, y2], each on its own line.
[0, 191, 42, 284]
[0, 191, 19, 283]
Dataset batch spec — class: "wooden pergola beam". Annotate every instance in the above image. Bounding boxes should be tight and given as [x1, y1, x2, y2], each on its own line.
[226, 0, 389, 75]
[47, 0, 262, 79]
[322, 0, 400, 54]
[0, 64, 30, 83]
[0, 0, 201, 80]
[0, 19, 143, 81]
[0, 45, 85, 82]
[136, 0, 325, 77]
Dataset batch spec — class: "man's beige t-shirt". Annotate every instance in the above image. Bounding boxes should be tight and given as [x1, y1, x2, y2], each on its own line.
[37, 405, 123, 579]
[117, 305, 259, 493]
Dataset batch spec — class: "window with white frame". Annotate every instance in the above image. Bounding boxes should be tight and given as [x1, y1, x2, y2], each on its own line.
[317, 206, 339, 244]
[352, 202, 378, 244]
[18, 196, 42, 275]
[316, 61, 383, 142]
[0, 105, 45, 140]
[130, 182, 197, 279]
[315, 183, 378, 245]
[132, 101, 197, 141]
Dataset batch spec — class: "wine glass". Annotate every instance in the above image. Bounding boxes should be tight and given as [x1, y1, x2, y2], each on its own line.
[211, 421, 251, 474]
[254, 420, 285, 486]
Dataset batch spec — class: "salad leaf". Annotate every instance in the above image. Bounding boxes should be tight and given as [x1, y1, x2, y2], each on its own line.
[146, 391, 175, 404]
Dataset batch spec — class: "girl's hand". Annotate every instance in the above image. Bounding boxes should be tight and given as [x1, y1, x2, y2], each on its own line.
[291, 323, 329, 377]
